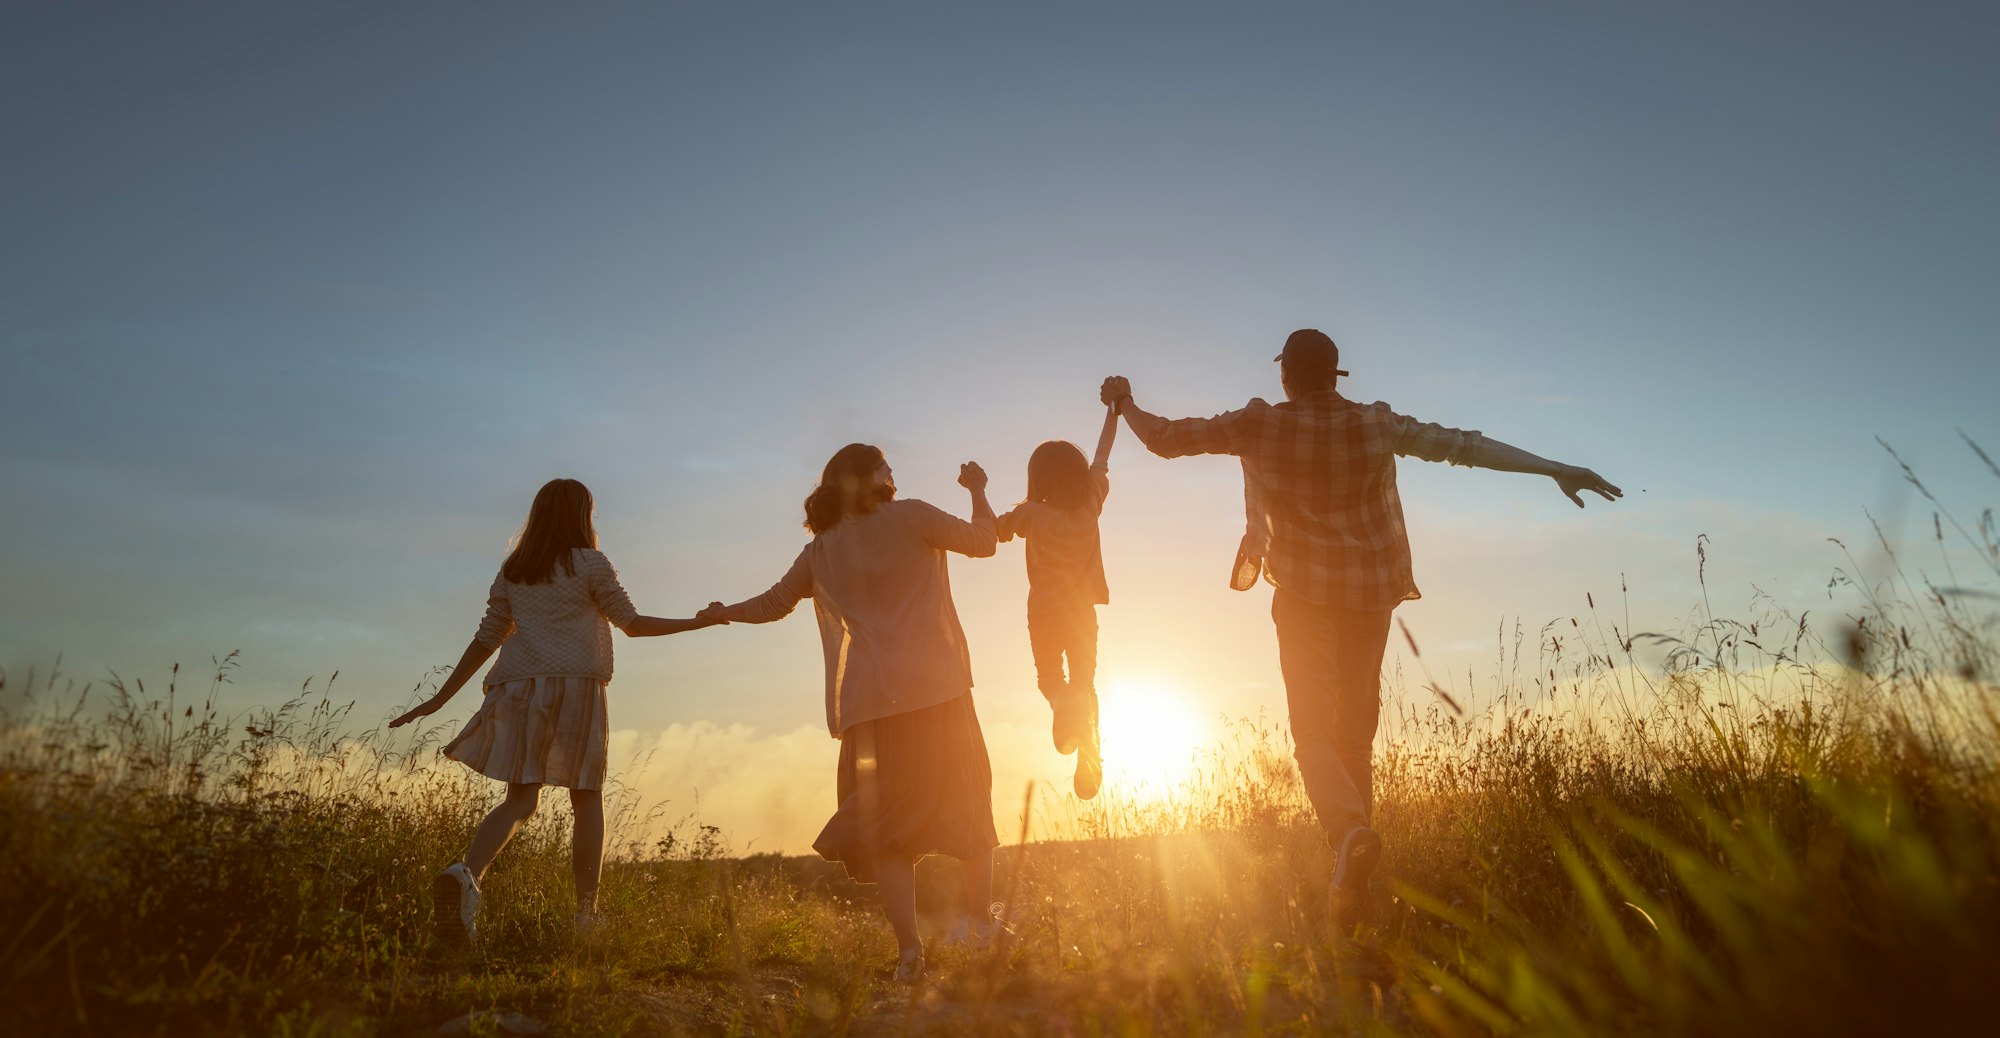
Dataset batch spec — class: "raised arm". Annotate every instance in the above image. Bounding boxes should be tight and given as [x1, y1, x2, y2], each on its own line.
[1100, 375, 1244, 459]
[700, 547, 814, 625]
[1091, 402, 1118, 469]
[959, 462, 996, 537]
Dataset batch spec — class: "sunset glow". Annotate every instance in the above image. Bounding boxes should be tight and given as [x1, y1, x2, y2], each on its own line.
[1096, 678, 1205, 794]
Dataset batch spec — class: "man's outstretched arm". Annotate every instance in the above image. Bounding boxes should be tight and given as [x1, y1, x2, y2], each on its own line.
[1461, 436, 1622, 508]
[1100, 375, 1240, 458]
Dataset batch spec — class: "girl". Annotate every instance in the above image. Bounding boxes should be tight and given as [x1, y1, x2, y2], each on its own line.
[390, 477, 721, 947]
[995, 403, 1118, 799]
[697, 445, 1001, 983]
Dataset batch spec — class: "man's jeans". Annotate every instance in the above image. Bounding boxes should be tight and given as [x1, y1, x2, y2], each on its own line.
[1271, 587, 1393, 841]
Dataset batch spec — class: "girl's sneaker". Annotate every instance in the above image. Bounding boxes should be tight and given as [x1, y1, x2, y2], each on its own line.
[574, 911, 605, 938]
[893, 947, 925, 984]
[432, 862, 481, 948]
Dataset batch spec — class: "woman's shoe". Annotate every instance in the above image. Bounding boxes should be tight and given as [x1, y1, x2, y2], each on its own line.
[893, 947, 925, 983]
[432, 862, 481, 947]
[942, 904, 1017, 950]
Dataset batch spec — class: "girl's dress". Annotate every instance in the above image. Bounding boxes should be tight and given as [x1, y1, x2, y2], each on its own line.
[443, 547, 637, 792]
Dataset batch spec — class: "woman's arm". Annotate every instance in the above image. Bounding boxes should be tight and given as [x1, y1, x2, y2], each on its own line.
[622, 615, 727, 637]
[904, 472, 999, 558]
[698, 548, 814, 624]
[389, 638, 496, 727]
[959, 462, 996, 528]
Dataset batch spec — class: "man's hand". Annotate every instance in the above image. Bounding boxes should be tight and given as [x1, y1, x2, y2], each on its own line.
[697, 600, 730, 624]
[389, 697, 442, 729]
[1554, 465, 1622, 508]
[1100, 376, 1132, 408]
[958, 461, 988, 491]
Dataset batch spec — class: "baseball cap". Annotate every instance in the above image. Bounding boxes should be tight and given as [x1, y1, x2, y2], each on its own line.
[1273, 328, 1349, 376]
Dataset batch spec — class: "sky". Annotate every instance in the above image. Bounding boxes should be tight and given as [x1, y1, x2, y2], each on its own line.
[3, 0, 1997, 852]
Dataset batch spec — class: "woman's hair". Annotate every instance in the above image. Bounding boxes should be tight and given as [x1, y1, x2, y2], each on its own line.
[804, 443, 892, 533]
[501, 478, 599, 585]
[1026, 440, 1096, 512]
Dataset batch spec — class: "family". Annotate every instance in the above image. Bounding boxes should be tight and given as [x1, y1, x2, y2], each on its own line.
[388, 329, 1621, 982]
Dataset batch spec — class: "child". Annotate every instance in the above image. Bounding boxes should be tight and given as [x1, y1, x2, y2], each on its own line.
[996, 404, 1118, 799]
[390, 477, 722, 947]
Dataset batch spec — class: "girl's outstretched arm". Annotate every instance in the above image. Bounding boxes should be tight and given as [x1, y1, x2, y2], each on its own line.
[390, 638, 496, 727]
[623, 615, 727, 637]
[1092, 401, 1118, 470]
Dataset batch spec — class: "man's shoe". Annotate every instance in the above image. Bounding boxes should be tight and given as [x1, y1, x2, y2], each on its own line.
[432, 862, 481, 947]
[1331, 826, 1382, 903]
[893, 947, 925, 983]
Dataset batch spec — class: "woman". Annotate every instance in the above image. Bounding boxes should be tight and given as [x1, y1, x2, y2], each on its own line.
[699, 444, 1001, 982]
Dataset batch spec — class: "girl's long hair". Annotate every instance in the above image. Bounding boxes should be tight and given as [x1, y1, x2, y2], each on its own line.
[501, 478, 599, 584]
[804, 443, 891, 533]
[1026, 440, 1095, 512]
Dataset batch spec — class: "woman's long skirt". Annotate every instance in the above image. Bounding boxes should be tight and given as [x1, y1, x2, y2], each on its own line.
[813, 693, 1000, 883]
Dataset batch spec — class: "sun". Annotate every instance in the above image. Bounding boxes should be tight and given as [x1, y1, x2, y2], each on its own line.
[1095, 678, 1206, 793]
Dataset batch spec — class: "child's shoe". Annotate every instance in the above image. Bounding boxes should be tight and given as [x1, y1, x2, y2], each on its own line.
[1074, 732, 1103, 800]
[893, 947, 925, 983]
[1072, 691, 1102, 798]
[432, 862, 481, 948]
[1051, 690, 1084, 755]
[574, 910, 605, 938]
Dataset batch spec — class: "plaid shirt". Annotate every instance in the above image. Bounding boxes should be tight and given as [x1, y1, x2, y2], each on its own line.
[1135, 390, 1485, 610]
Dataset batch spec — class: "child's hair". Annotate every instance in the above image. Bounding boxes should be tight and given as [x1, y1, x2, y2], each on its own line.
[804, 443, 892, 533]
[501, 478, 599, 585]
[1026, 440, 1095, 512]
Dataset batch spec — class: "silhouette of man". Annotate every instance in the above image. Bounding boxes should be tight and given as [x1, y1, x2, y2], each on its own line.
[1100, 329, 1620, 907]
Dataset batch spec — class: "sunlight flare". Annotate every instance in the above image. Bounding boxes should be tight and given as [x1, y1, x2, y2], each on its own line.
[1096, 678, 1206, 794]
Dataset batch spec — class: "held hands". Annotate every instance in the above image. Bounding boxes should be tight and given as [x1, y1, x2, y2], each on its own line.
[696, 600, 731, 624]
[958, 461, 988, 491]
[1099, 376, 1132, 409]
[1554, 465, 1623, 508]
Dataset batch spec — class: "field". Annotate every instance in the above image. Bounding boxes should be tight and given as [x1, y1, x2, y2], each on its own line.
[4, 465, 1997, 1036]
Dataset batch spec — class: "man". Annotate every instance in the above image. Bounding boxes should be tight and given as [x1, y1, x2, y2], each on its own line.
[1099, 329, 1620, 908]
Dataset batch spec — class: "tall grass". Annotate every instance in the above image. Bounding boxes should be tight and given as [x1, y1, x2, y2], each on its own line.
[3, 448, 1995, 1035]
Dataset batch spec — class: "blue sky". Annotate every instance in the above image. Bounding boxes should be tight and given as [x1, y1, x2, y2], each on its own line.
[3, 1, 1995, 848]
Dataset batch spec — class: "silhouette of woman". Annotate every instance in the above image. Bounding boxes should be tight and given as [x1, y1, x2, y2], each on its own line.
[699, 445, 1004, 983]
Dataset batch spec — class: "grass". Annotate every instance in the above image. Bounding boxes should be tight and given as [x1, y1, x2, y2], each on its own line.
[3, 450, 1997, 1036]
